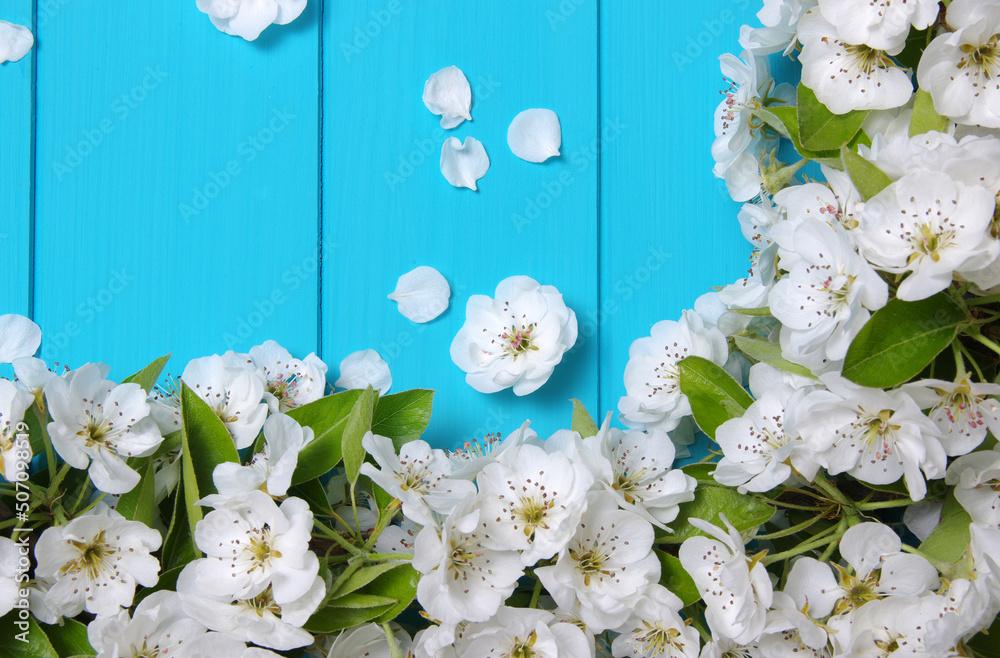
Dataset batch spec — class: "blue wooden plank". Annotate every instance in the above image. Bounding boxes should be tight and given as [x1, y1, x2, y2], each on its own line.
[0, 1, 33, 318]
[323, 1, 600, 448]
[32, 4, 320, 381]
[599, 2, 759, 420]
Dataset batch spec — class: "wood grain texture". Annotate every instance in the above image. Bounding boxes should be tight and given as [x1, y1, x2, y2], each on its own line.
[322, 0, 600, 445]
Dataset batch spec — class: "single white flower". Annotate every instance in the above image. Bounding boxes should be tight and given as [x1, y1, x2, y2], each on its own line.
[841, 595, 953, 657]
[612, 585, 702, 658]
[248, 340, 327, 412]
[148, 376, 183, 434]
[796, 375, 946, 500]
[87, 591, 207, 658]
[412, 494, 524, 626]
[752, 591, 830, 657]
[197, 0, 307, 41]
[508, 109, 562, 163]
[423, 66, 472, 129]
[739, 0, 818, 56]
[12, 356, 58, 408]
[34, 504, 161, 618]
[45, 364, 164, 494]
[818, 0, 939, 51]
[440, 136, 490, 190]
[182, 354, 268, 449]
[189, 491, 318, 605]
[476, 443, 593, 565]
[903, 374, 1000, 456]
[0, 314, 40, 363]
[0, 21, 32, 64]
[360, 432, 475, 527]
[453, 606, 592, 657]
[579, 424, 696, 529]
[798, 10, 914, 114]
[917, 0, 1000, 129]
[946, 450, 1000, 528]
[451, 276, 578, 396]
[334, 349, 392, 394]
[446, 419, 535, 480]
[0, 379, 31, 482]
[618, 309, 729, 433]
[374, 518, 420, 556]
[536, 492, 661, 631]
[327, 623, 413, 658]
[678, 515, 772, 644]
[854, 170, 998, 300]
[177, 565, 324, 651]
[712, 50, 777, 181]
[388, 265, 451, 323]
[213, 412, 313, 498]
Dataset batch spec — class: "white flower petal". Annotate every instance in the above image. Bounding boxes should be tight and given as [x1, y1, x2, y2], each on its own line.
[0, 21, 33, 64]
[423, 65, 472, 129]
[507, 109, 562, 163]
[334, 349, 391, 394]
[388, 266, 451, 323]
[0, 314, 41, 363]
[273, 0, 307, 25]
[440, 136, 489, 190]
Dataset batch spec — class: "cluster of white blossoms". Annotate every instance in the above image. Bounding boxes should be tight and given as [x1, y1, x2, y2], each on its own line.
[359, 416, 697, 656]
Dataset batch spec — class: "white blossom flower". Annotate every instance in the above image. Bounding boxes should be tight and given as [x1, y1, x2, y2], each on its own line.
[477, 443, 593, 565]
[87, 591, 207, 658]
[12, 356, 58, 408]
[818, 0, 939, 51]
[388, 265, 451, 323]
[752, 591, 830, 657]
[917, 0, 1000, 129]
[423, 66, 472, 129]
[0, 537, 21, 618]
[612, 585, 701, 658]
[334, 349, 392, 394]
[360, 432, 475, 526]
[678, 515, 771, 644]
[45, 363, 164, 494]
[903, 374, 1000, 456]
[0, 314, 40, 363]
[213, 412, 313, 498]
[412, 494, 524, 626]
[796, 375, 947, 500]
[148, 376, 182, 434]
[0, 379, 31, 482]
[946, 450, 1000, 528]
[840, 595, 954, 656]
[452, 606, 592, 657]
[508, 109, 562, 163]
[536, 492, 661, 631]
[182, 355, 268, 449]
[798, 10, 914, 114]
[327, 623, 413, 658]
[246, 340, 327, 412]
[451, 276, 578, 396]
[619, 309, 729, 433]
[34, 503, 161, 617]
[579, 425, 696, 529]
[197, 0, 307, 41]
[188, 491, 318, 605]
[0, 21, 33, 64]
[177, 565, 324, 650]
[446, 420, 534, 480]
[739, 0, 818, 56]
[854, 170, 998, 300]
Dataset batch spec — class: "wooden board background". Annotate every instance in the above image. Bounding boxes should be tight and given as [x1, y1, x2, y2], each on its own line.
[2, 0, 756, 448]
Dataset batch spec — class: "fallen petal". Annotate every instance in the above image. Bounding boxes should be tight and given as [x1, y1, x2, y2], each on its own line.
[507, 109, 561, 163]
[335, 350, 392, 394]
[0, 21, 33, 64]
[0, 314, 41, 364]
[423, 66, 473, 129]
[388, 266, 451, 323]
[440, 136, 489, 190]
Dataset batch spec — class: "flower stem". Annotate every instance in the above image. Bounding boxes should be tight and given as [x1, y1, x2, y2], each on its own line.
[367, 552, 412, 562]
[811, 472, 860, 525]
[33, 404, 57, 480]
[970, 332, 1000, 358]
[528, 574, 543, 609]
[855, 498, 915, 511]
[314, 519, 363, 557]
[754, 507, 836, 540]
[761, 525, 843, 565]
[362, 499, 400, 553]
[383, 622, 405, 658]
[959, 343, 987, 382]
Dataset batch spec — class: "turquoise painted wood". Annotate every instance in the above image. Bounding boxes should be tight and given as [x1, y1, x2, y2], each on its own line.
[3, 0, 752, 448]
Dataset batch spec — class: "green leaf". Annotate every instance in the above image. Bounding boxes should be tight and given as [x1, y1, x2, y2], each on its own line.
[570, 399, 600, 438]
[733, 335, 816, 378]
[753, 106, 842, 162]
[655, 549, 700, 606]
[841, 147, 893, 201]
[729, 306, 773, 316]
[371, 389, 434, 451]
[842, 293, 966, 388]
[919, 490, 973, 564]
[162, 483, 198, 569]
[115, 456, 157, 527]
[0, 613, 59, 658]
[680, 462, 718, 485]
[37, 619, 95, 656]
[910, 89, 950, 137]
[678, 356, 754, 440]
[368, 563, 420, 624]
[304, 601, 396, 633]
[180, 381, 240, 497]
[122, 353, 171, 393]
[288, 389, 364, 485]
[797, 83, 868, 151]
[25, 402, 47, 460]
[288, 477, 334, 517]
[325, 592, 397, 609]
[659, 485, 775, 543]
[342, 387, 376, 487]
[330, 561, 407, 599]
